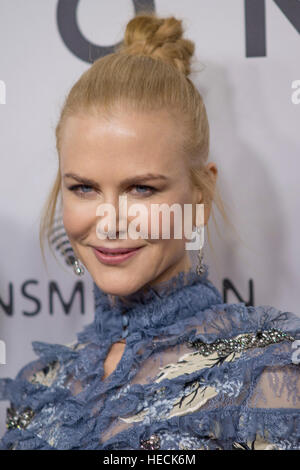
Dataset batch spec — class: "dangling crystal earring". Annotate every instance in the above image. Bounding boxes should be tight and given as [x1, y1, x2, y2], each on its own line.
[73, 257, 85, 276]
[49, 214, 85, 276]
[196, 246, 205, 276]
[194, 225, 205, 277]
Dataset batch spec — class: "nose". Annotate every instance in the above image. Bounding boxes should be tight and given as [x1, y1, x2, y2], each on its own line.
[96, 192, 127, 239]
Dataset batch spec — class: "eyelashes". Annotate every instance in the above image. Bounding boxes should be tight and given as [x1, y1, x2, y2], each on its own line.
[67, 184, 157, 198]
[131, 184, 157, 196]
[68, 184, 93, 196]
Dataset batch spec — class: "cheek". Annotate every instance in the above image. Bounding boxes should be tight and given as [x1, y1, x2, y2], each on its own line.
[133, 193, 190, 242]
[62, 199, 95, 240]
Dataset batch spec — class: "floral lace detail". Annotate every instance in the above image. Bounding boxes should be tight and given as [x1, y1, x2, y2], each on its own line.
[29, 360, 60, 387]
[117, 326, 299, 429]
[232, 437, 278, 450]
[0, 264, 300, 450]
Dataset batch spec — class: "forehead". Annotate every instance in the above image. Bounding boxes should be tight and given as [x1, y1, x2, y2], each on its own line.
[59, 109, 187, 177]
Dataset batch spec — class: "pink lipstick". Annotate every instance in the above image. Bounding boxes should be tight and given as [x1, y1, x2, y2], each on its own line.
[92, 246, 143, 265]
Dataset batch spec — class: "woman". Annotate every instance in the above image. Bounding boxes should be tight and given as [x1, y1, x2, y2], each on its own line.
[0, 12, 299, 450]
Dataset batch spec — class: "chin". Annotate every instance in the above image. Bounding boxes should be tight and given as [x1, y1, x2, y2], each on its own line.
[93, 273, 147, 298]
[100, 285, 143, 298]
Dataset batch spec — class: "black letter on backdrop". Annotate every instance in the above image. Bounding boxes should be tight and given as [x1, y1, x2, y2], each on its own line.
[0, 283, 13, 316]
[223, 278, 254, 307]
[245, 0, 300, 57]
[56, 0, 155, 62]
[49, 281, 84, 314]
[57, 0, 300, 61]
[22, 280, 41, 316]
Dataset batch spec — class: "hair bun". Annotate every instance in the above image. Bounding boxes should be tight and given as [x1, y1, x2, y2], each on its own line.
[116, 12, 195, 77]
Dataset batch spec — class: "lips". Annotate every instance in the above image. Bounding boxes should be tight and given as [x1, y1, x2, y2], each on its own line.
[92, 246, 143, 265]
[94, 246, 141, 254]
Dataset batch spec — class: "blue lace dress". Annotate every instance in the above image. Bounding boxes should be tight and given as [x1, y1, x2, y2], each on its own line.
[0, 265, 299, 450]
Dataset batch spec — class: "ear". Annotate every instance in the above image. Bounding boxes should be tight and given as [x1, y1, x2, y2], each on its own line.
[203, 162, 218, 226]
[192, 162, 218, 227]
[206, 162, 218, 181]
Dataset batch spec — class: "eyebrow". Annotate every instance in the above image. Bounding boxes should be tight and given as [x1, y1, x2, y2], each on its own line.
[63, 172, 169, 186]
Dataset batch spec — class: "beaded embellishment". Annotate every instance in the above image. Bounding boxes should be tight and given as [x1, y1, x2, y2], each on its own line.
[140, 434, 161, 450]
[187, 328, 295, 358]
[6, 406, 35, 430]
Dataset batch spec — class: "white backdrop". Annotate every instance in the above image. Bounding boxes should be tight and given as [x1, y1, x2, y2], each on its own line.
[0, 0, 299, 437]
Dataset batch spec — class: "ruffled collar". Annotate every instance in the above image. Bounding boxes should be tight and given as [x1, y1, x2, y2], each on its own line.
[80, 263, 223, 344]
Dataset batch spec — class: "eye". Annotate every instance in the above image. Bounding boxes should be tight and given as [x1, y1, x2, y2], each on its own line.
[68, 184, 94, 196]
[68, 183, 157, 198]
[130, 184, 157, 196]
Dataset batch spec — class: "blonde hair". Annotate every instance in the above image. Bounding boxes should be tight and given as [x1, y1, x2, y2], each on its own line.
[40, 11, 234, 267]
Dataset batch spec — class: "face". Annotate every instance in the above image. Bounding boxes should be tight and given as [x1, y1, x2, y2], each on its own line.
[59, 107, 215, 297]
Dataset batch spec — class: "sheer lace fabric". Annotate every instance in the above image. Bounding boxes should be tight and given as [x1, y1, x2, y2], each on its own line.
[0, 265, 299, 450]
